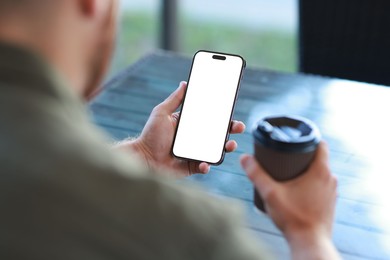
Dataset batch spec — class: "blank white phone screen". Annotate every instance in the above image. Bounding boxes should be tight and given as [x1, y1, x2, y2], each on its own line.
[173, 51, 244, 164]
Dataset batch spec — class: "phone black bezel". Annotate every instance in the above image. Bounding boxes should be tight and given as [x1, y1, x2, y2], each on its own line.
[171, 50, 246, 165]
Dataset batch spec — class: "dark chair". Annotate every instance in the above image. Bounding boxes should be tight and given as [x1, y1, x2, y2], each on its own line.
[299, 0, 390, 86]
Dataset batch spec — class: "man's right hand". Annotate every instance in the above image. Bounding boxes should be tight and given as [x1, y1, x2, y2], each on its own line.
[240, 142, 341, 260]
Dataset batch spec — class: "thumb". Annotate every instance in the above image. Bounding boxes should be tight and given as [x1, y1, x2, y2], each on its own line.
[160, 81, 187, 113]
[240, 154, 278, 199]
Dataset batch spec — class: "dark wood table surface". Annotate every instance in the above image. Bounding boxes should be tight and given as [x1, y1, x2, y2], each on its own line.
[90, 51, 390, 260]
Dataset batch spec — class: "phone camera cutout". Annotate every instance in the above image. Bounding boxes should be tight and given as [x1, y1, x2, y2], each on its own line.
[212, 55, 226, 61]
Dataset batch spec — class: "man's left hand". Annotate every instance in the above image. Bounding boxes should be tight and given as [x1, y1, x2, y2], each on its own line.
[115, 81, 245, 177]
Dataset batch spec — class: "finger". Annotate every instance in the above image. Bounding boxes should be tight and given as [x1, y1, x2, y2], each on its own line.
[306, 141, 329, 175]
[225, 140, 238, 153]
[240, 154, 277, 198]
[172, 112, 180, 123]
[198, 162, 211, 174]
[174, 160, 192, 176]
[230, 120, 246, 134]
[189, 161, 210, 175]
[317, 141, 329, 163]
[159, 82, 187, 113]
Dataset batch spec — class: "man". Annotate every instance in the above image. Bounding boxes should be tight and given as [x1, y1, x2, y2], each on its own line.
[0, 0, 340, 259]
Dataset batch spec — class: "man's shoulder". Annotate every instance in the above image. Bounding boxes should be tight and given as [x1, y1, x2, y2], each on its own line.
[0, 123, 266, 259]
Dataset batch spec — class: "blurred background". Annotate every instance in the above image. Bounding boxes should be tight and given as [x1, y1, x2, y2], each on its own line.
[110, 0, 297, 76]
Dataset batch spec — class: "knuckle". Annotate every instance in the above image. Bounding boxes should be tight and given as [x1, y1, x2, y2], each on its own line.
[263, 188, 279, 205]
[152, 104, 163, 114]
[331, 175, 338, 187]
[172, 112, 180, 121]
[190, 162, 200, 175]
[319, 163, 331, 178]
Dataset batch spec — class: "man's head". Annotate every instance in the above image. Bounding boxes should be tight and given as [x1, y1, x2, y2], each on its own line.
[0, 0, 119, 99]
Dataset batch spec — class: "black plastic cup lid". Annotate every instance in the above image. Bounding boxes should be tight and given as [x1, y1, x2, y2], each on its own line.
[253, 115, 321, 153]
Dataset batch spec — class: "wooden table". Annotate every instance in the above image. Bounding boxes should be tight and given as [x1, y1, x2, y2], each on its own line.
[90, 51, 390, 260]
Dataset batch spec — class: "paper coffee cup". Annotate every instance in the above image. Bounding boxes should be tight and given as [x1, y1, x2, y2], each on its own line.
[253, 116, 321, 212]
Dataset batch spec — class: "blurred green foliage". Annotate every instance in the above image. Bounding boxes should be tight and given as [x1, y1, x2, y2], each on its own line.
[181, 18, 297, 72]
[110, 12, 296, 76]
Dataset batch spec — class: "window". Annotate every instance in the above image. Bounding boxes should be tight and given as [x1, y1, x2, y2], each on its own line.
[180, 0, 297, 72]
[111, 0, 297, 76]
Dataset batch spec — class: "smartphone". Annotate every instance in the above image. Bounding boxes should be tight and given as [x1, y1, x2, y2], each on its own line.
[172, 50, 246, 165]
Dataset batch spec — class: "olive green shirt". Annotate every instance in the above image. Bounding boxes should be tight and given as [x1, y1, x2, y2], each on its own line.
[0, 42, 269, 260]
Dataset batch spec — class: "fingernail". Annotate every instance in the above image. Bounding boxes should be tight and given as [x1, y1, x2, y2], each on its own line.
[179, 81, 186, 88]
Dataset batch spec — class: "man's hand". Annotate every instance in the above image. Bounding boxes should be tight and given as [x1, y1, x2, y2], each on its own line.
[240, 142, 340, 260]
[116, 81, 245, 177]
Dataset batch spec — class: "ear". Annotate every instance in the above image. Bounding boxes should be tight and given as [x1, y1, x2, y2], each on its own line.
[79, 0, 114, 20]
[79, 0, 97, 17]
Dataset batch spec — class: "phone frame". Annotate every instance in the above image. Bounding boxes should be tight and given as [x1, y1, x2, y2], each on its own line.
[171, 50, 246, 165]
